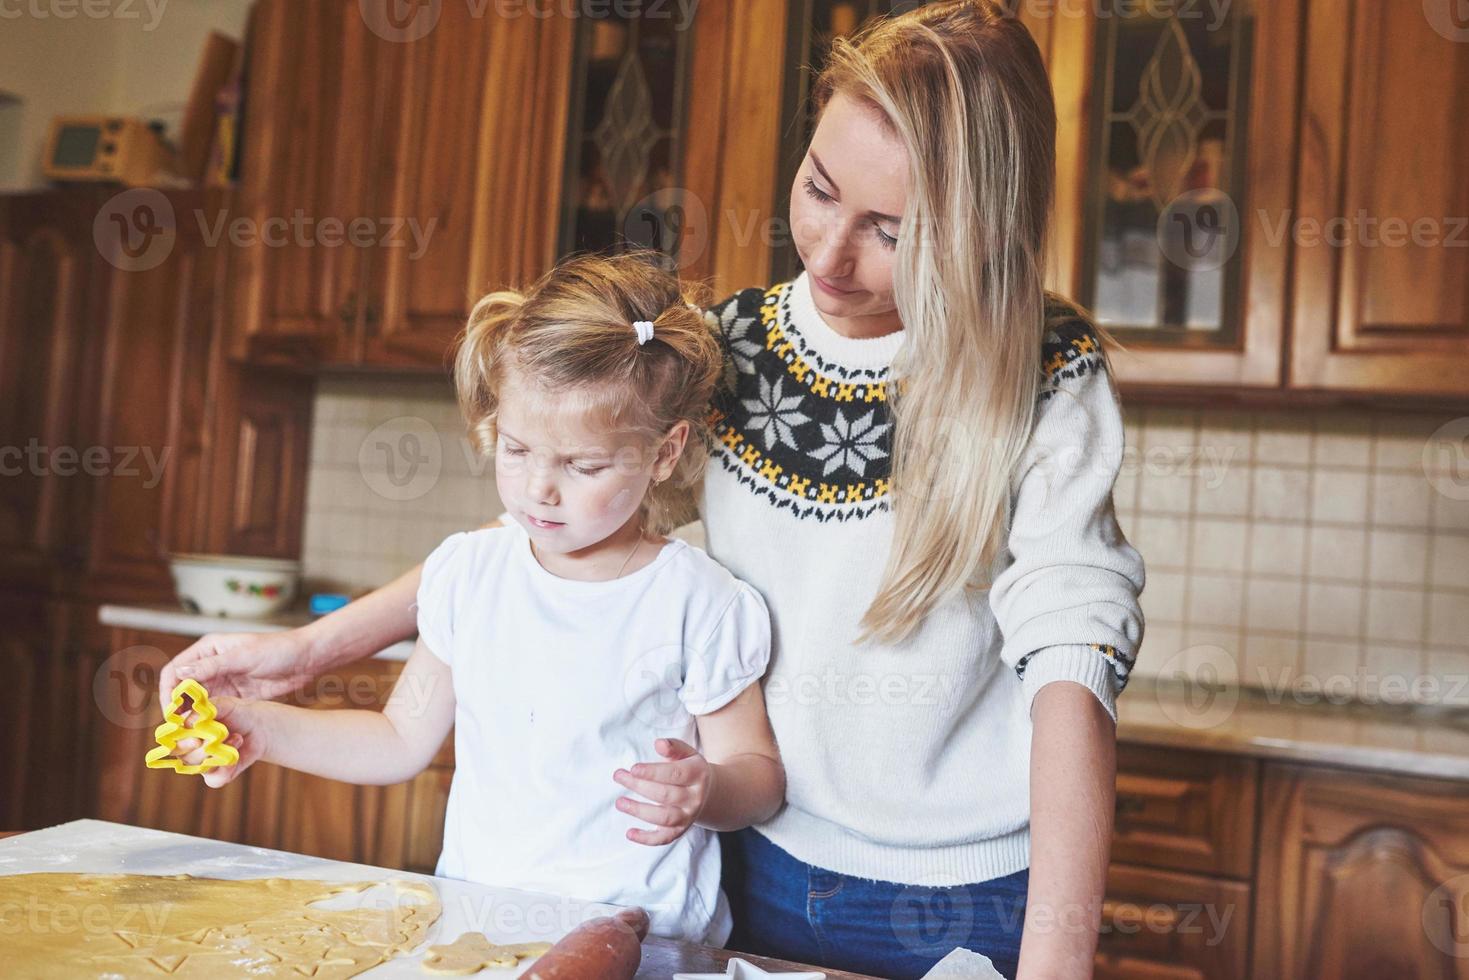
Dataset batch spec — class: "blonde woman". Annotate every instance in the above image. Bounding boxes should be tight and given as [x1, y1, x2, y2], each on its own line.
[161, 2, 1144, 976]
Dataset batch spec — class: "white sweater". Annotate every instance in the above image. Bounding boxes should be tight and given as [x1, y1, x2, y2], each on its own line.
[691, 272, 1145, 885]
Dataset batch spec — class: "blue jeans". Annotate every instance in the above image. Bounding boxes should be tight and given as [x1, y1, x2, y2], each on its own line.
[720, 827, 1028, 979]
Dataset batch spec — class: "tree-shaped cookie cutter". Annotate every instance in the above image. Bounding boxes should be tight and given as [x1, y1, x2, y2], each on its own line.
[145, 678, 240, 775]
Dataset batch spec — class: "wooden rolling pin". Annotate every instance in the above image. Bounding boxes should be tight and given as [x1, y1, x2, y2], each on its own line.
[523, 907, 649, 980]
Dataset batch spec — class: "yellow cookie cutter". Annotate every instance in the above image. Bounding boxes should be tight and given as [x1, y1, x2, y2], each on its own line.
[145, 678, 240, 775]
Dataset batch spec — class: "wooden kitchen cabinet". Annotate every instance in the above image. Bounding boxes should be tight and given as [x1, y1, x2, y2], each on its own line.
[1101, 743, 1255, 980]
[1028, 0, 1303, 392]
[1096, 863, 1251, 980]
[201, 365, 314, 560]
[0, 192, 93, 581]
[225, 0, 387, 367]
[360, 0, 575, 369]
[1287, 0, 1469, 399]
[1111, 744, 1257, 880]
[97, 629, 455, 874]
[228, 0, 575, 372]
[1105, 743, 1469, 979]
[1029, 0, 1468, 403]
[1253, 762, 1469, 979]
[0, 186, 316, 832]
[225, 0, 799, 368]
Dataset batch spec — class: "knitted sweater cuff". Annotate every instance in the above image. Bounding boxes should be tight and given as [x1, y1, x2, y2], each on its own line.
[1020, 644, 1120, 724]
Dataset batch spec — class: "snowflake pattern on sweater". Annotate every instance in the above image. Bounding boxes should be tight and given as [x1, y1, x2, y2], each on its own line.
[700, 279, 1108, 523]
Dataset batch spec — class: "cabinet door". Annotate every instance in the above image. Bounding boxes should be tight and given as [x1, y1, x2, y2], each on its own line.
[1095, 863, 1251, 980]
[1254, 762, 1469, 980]
[0, 194, 89, 572]
[72, 189, 224, 601]
[226, 0, 386, 365]
[1288, 0, 1469, 398]
[1035, 0, 1303, 390]
[203, 366, 314, 560]
[682, 0, 789, 298]
[1112, 743, 1257, 879]
[362, 4, 576, 370]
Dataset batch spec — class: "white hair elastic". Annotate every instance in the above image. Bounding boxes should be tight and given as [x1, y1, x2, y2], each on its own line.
[632, 320, 655, 345]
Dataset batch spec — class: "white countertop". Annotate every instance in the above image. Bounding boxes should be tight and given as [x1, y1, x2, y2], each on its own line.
[1119, 674, 1469, 781]
[98, 603, 415, 661]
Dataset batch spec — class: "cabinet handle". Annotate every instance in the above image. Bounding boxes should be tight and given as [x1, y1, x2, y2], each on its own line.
[339, 292, 357, 326]
[364, 302, 380, 337]
[1101, 898, 1178, 932]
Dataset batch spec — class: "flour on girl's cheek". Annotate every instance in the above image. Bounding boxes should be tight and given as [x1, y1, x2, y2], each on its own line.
[607, 488, 635, 514]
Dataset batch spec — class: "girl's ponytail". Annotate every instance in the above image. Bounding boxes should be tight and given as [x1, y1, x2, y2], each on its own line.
[454, 289, 526, 458]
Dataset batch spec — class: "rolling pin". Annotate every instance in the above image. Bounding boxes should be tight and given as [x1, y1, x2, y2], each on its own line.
[523, 907, 649, 980]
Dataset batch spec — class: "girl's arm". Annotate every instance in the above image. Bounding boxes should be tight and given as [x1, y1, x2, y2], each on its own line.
[613, 682, 785, 845]
[691, 682, 784, 830]
[1016, 681, 1116, 979]
[182, 638, 456, 789]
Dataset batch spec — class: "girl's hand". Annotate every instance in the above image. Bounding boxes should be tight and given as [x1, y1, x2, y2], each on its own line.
[612, 738, 714, 846]
[169, 696, 271, 790]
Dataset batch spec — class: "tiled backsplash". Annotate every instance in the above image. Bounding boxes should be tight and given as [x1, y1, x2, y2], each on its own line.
[302, 376, 500, 595]
[303, 376, 1469, 705]
[1120, 406, 1469, 706]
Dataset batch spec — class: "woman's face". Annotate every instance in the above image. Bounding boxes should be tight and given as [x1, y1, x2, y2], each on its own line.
[789, 90, 910, 326]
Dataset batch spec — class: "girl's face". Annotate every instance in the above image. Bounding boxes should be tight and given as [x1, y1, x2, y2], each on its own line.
[493, 371, 682, 558]
[789, 90, 910, 328]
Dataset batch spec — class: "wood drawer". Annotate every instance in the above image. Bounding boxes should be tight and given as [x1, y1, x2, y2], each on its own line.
[1112, 743, 1258, 879]
[1095, 863, 1251, 980]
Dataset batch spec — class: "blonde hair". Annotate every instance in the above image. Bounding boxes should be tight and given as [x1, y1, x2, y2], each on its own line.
[452, 252, 722, 535]
[813, 0, 1094, 647]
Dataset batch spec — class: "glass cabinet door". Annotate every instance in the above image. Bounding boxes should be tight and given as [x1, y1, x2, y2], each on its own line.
[557, 10, 695, 262]
[1080, 0, 1256, 345]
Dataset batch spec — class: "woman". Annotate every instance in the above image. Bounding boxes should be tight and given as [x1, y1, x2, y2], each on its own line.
[160, 3, 1144, 977]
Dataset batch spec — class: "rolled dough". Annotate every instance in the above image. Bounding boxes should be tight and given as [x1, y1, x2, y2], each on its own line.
[0, 871, 440, 979]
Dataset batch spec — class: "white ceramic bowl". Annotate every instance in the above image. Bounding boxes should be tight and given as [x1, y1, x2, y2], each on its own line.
[167, 553, 301, 618]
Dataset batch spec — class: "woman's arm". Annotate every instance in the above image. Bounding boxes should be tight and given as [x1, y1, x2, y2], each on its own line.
[181, 638, 457, 788]
[1016, 681, 1116, 979]
[159, 517, 505, 707]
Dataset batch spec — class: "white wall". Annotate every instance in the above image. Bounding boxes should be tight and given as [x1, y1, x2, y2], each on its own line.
[0, 0, 253, 191]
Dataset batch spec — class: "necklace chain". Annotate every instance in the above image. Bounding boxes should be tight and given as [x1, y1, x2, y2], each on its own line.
[531, 521, 645, 580]
[613, 524, 643, 578]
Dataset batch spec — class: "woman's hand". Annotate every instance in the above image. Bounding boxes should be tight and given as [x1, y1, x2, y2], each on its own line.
[612, 738, 714, 846]
[168, 696, 273, 790]
[159, 630, 320, 711]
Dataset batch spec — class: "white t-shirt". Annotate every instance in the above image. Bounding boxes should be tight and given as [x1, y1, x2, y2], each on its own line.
[413, 521, 772, 946]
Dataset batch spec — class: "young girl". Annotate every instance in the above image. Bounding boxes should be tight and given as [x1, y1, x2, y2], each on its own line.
[173, 252, 787, 947]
